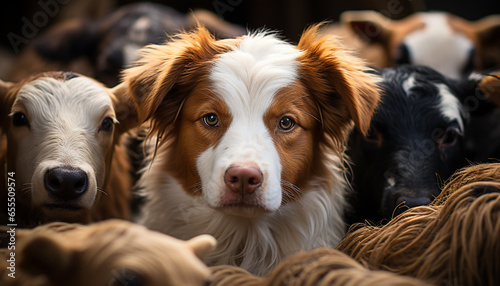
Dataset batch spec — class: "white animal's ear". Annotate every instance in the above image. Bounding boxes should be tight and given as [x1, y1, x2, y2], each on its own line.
[479, 71, 500, 106]
[341, 10, 393, 45]
[185, 234, 217, 259]
[0, 79, 15, 131]
[110, 83, 139, 134]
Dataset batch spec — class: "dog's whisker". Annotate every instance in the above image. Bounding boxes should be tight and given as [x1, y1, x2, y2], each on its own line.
[97, 188, 109, 196]
[297, 109, 321, 124]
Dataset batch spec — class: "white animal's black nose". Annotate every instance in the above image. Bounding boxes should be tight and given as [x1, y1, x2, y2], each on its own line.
[44, 167, 88, 199]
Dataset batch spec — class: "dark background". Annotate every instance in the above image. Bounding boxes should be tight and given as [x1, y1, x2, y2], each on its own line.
[1, 0, 498, 53]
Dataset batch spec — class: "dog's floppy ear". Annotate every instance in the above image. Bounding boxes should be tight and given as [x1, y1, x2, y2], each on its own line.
[185, 234, 217, 259]
[110, 83, 139, 134]
[298, 24, 382, 139]
[123, 26, 237, 135]
[479, 71, 500, 106]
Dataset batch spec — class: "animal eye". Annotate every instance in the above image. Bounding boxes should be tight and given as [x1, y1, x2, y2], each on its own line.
[278, 116, 295, 131]
[440, 127, 461, 146]
[100, 117, 114, 132]
[203, 113, 219, 127]
[12, 112, 29, 127]
[364, 128, 383, 147]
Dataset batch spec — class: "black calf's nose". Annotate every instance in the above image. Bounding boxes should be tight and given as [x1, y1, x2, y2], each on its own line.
[397, 196, 432, 208]
[44, 167, 88, 199]
[224, 166, 263, 194]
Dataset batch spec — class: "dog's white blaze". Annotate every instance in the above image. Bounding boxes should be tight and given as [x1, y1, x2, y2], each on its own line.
[436, 83, 465, 132]
[12, 77, 115, 207]
[198, 33, 300, 211]
[404, 13, 473, 80]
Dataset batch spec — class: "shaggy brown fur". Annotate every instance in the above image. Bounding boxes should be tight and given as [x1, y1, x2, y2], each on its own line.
[0, 220, 216, 286]
[337, 163, 500, 285]
[209, 248, 427, 286]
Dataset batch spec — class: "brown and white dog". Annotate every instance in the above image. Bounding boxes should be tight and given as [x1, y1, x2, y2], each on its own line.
[338, 11, 500, 79]
[125, 25, 381, 274]
[0, 72, 137, 226]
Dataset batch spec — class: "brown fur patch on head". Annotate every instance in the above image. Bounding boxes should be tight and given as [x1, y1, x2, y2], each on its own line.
[297, 24, 382, 147]
[164, 80, 232, 195]
[1, 220, 215, 286]
[337, 163, 500, 285]
[209, 248, 427, 286]
[263, 81, 322, 199]
[123, 26, 239, 141]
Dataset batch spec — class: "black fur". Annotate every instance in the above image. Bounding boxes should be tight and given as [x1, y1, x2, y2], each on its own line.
[347, 65, 473, 225]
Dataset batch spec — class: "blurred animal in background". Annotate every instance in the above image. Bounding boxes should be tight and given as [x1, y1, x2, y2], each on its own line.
[339, 11, 500, 79]
[0, 220, 216, 286]
[338, 163, 500, 286]
[7, 3, 246, 87]
[124, 25, 381, 275]
[0, 71, 137, 227]
[209, 248, 427, 286]
[347, 65, 481, 224]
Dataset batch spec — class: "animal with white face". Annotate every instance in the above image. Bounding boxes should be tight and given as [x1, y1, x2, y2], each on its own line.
[0, 72, 137, 226]
[340, 11, 500, 79]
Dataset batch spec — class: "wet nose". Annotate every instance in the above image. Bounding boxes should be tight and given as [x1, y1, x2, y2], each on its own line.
[224, 166, 263, 194]
[44, 167, 88, 200]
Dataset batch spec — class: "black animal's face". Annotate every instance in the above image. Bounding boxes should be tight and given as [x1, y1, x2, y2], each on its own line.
[348, 66, 468, 223]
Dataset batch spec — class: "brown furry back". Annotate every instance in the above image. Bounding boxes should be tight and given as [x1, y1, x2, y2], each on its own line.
[209, 248, 427, 286]
[337, 163, 500, 285]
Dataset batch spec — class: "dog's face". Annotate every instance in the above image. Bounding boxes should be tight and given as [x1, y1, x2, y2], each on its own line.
[348, 66, 469, 222]
[0, 72, 135, 223]
[126, 26, 381, 218]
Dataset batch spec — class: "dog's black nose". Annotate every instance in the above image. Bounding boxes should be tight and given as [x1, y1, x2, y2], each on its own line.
[225, 166, 263, 194]
[44, 167, 88, 199]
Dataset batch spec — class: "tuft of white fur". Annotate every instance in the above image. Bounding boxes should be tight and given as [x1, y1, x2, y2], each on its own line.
[404, 13, 474, 80]
[436, 83, 466, 132]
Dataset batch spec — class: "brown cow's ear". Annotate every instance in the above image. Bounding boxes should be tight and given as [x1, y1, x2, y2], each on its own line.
[341, 10, 393, 45]
[19, 235, 72, 280]
[479, 71, 500, 106]
[298, 24, 382, 141]
[187, 9, 246, 39]
[474, 15, 500, 69]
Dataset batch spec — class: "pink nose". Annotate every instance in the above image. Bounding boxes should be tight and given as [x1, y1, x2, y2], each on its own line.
[224, 166, 263, 194]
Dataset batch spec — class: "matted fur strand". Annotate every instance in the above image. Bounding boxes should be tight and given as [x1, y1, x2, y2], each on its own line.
[209, 248, 427, 286]
[337, 163, 500, 286]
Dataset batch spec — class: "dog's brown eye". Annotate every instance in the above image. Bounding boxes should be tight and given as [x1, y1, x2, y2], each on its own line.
[279, 116, 295, 131]
[100, 117, 114, 132]
[12, 112, 29, 127]
[203, 113, 219, 127]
